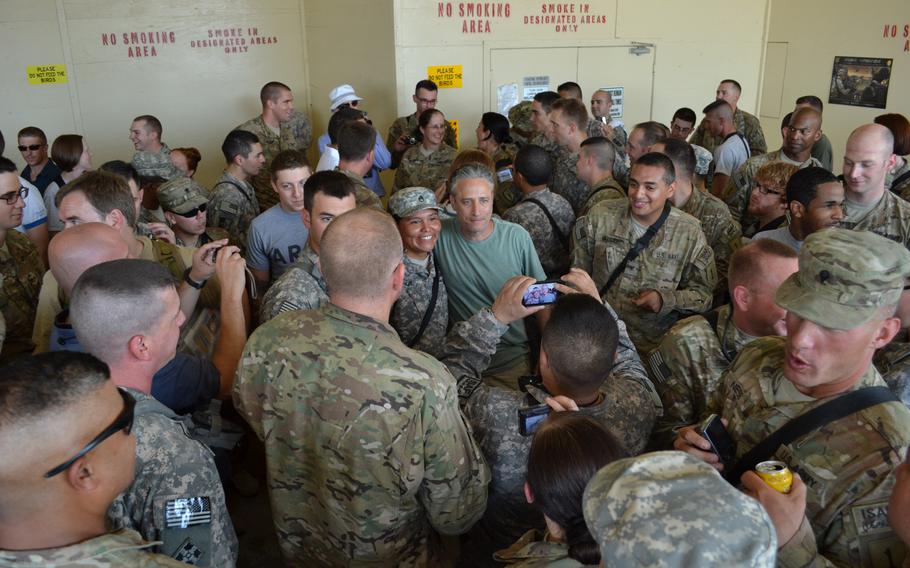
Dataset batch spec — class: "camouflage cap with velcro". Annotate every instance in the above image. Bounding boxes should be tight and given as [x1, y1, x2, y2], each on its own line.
[583, 451, 777, 567]
[775, 228, 910, 330]
[157, 177, 208, 215]
[387, 186, 440, 218]
[691, 144, 713, 176]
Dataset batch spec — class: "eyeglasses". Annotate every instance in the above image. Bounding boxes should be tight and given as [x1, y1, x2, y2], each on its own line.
[755, 183, 783, 197]
[17, 144, 44, 152]
[177, 203, 207, 218]
[44, 388, 136, 478]
[0, 186, 28, 205]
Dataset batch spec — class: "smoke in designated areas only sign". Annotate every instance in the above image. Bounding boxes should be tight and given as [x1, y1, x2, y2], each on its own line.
[27, 64, 68, 85]
[427, 65, 463, 88]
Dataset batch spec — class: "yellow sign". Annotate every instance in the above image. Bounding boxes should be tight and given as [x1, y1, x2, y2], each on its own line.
[448, 120, 459, 148]
[427, 65, 463, 89]
[27, 64, 68, 85]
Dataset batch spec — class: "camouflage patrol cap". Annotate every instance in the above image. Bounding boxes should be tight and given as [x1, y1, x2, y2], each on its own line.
[691, 143, 713, 176]
[387, 187, 440, 218]
[775, 228, 910, 330]
[157, 177, 208, 214]
[509, 100, 534, 144]
[583, 451, 777, 567]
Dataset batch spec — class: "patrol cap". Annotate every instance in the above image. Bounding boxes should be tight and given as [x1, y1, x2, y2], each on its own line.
[692, 144, 713, 176]
[157, 177, 208, 215]
[329, 84, 363, 112]
[583, 451, 777, 567]
[775, 228, 910, 330]
[388, 187, 440, 218]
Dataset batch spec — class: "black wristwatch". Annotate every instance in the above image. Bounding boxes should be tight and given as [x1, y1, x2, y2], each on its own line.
[183, 267, 207, 290]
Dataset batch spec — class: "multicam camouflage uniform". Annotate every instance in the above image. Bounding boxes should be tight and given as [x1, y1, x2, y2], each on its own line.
[335, 168, 383, 209]
[678, 187, 742, 296]
[492, 144, 521, 215]
[502, 189, 574, 277]
[550, 148, 591, 216]
[440, 305, 661, 566]
[233, 303, 490, 567]
[573, 200, 716, 353]
[890, 157, 910, 198]
[235, 110, 312, 210]
[392, 145, 458, 194]
[841, 190, 910, 247]
[722, 149, 822, 226]
[583, 452, 777, 567]
[874, 341, 910, 408]
[258, 241, 328, 322]
[646, 304, 758, 448]
[208, 171, 260, 253]
[579, 176, 625, 217]
[131, 144, 183, 180]
[0, 230, 43, 358]
[0, 529, 190, 567]
[690, 107, 767, 157]
[508, 101, 534, 148]
[386, 113, 458, 168]
[108, 389, 237, 568]
[390, 254, 449, 359]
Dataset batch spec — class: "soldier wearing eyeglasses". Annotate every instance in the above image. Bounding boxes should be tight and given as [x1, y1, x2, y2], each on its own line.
[0, 157, 43, 359]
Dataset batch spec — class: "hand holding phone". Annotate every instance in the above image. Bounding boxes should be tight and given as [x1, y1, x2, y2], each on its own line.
[699, 414, 737, 470]
[521, 280, 562, 307]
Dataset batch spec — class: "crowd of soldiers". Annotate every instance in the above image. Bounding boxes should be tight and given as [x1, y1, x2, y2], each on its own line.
[1, 75, 910, 567]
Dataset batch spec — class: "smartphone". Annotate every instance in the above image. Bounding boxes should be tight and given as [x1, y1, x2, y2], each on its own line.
[600, 116, 608, 125]
[522, 281, 562, 307]
[518, 404, 550, 436]
[699, 414, 736, 470]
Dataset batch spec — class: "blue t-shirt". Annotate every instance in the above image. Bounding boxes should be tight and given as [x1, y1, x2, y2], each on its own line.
[247, 204, 309, 281]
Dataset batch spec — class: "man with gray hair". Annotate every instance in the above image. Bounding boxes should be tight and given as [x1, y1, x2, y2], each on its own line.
[234, 207, 489, 566]
[435, 164, 546, 389]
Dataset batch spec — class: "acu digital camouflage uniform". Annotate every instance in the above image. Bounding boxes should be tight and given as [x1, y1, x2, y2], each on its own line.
[690, 106, 768, 157]
[108, 389, 237, 568]
[586, 122, 630, 185]
[233, 303, 490, 567]
[550, 148, 591, 216]
[235, 110, 312, 210]
[583, 452, 777, 567]
[387, 113, 458, 168]
[492, 530, 583, 567]
[131, 143, 183, 180]
[573, 199, 716, 353]
[258, 241, 328, 322]
[0, 529, 190, 567]
[678, 187, 742, 296]
[438, 304, 661, 566]
[392, 144, 458, 194]
[502, 188, 574, 277]
[841, 190, 910, 248]
[579, 175, 625, 217]
[390, 253, 449, 359]
[208, 171, 260, 253]
[508, 101, 534, 148]
[334, 168, 383, 209]
[646, 303, 758, 449]
[722, 149, 822, 226]
[0, 230, 43, 358]
[874, 340, 910, 409]
[492, 144, 521, 215]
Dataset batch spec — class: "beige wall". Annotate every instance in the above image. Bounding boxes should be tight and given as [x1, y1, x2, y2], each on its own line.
[761, 0, 909, 168]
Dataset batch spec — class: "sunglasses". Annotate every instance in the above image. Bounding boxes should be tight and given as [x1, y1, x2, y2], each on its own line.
[44, 388, 136, 478]
[177, 203, 207, 218]
[18, 144, 44, 152]
[0, 186, 28, 205]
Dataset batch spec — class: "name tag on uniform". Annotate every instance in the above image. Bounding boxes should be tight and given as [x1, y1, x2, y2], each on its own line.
[497, 168, 513, 183]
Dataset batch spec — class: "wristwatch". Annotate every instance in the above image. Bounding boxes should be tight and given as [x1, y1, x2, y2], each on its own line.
[183, 267, 207, 290]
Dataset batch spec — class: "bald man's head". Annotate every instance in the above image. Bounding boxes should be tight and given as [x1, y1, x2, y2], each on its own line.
[49, 222, 130, 295]
[843, 124, 897, 198]
[783, 107, 822, 160]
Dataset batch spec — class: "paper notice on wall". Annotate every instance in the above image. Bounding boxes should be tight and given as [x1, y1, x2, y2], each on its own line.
[522, 75, 549, 100]
[428, 65, 463, 88]
[601, 86, 624, 118]
[497, 83, 519, 115]
[448, 120, 459, 148]
[27, 64, 68, 85]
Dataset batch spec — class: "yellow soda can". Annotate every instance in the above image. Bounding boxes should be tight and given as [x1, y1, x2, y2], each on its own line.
[756, 460, 793, 493]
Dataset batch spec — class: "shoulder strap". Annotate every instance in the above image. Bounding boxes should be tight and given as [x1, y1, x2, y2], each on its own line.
[214, 178, 255, 205]
[889, 170, 910, 194]
[524, 198, 570, 249]
[406, 253, 442, 348]
[599, 203, 671, 297]
[725, 386, 897, 483]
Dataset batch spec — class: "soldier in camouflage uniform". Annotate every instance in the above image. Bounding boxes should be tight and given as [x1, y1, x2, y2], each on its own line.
[874, 340, 910, 408]
[438, 279, 660, 566]
[388, 187, 449, 358]
[583, 451, 777, 567]
[387, 79, 458, 168]
[128, 115, 183, 180]
[576, 137, 626, 216]
[676, 228, 910, 566]
[393, 109, 457, 194]
[235, 82, 312, 210]
[503, 144, 574, 277]
[208, 130, 265, 252]
[333, 120, 385, 209]
[234, 208, 490, 567]
[157, 177, 229, 248]
[548, 99, 594, 215]
[723, 107, 824, 226]
[476, 112, 520, 214]
[259, 170, 357, 322]
[647, 240, 798, 448]
[588, 88, 629, 167]
[0, 353, 190, 568]
[0, 159, 43, 358]
[575, 154, 716, 354]
[508, 100, 534, 148]
[689, 80, 767, 157]
[841, 125, 910, 247]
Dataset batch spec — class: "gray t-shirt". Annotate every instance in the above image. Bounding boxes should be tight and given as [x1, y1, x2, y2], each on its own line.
[752, 225, 802, 252]
[714, 133, 751, 176]
[246, 204, 309, 281]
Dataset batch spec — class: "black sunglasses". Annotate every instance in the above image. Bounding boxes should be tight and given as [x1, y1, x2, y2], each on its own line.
[18, 144, 44, 152]
[177, 203, 207, 218]
[44, 388, 136, 478]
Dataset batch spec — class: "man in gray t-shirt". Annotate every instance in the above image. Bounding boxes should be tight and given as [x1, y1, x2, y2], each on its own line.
[703, 100, 750, 198]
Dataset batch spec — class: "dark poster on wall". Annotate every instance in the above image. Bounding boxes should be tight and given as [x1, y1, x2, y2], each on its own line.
[829, 56, 892, 109]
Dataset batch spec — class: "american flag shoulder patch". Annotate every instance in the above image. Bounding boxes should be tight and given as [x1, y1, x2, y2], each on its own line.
[165, 496, 212, 528]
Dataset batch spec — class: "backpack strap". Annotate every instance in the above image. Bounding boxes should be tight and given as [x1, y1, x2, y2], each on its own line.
[524, 198, 570, 250]
[599, 203, 671, 297]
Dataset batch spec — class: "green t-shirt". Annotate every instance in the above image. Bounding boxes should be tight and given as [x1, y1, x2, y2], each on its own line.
[435, 217, 546, 374]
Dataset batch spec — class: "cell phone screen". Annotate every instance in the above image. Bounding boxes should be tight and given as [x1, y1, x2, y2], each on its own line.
[522, 282, 559, 307]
